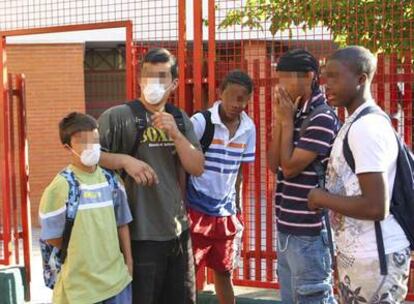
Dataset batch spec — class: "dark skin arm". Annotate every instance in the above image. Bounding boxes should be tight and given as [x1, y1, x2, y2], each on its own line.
[308, 172, 389, 220]
[275, 87, 319, 179]
[46, 237, 63, 249]
[267, 119, 282, 173]
[235, 167, 243, 213]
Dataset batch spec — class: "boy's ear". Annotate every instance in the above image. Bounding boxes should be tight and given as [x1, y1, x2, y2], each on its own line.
[63, 144, 72, 152]
[170, 78, 179, 91]
[358, 73, 369, 86]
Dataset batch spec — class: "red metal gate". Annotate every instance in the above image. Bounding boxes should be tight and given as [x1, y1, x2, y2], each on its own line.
[0, 73, 31, 300]
[0, 0, 413, 300]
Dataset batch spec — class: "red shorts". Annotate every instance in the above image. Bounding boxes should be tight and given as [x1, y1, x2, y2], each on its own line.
[187, 208, 244, 273]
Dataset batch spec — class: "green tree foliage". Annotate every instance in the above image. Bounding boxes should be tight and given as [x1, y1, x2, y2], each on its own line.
[219, 0, 413, 59]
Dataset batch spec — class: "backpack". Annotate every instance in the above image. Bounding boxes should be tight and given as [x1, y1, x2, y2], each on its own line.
[299, 102, 339, 268]
[126, 100, 186, 155]
[196, 110, 215, 154]
[343, 105, 414, 275]
[39, 167, 120, 289]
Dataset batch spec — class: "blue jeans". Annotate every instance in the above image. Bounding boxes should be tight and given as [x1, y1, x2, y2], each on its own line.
[97, 283, 132, 304]
[277, 230, 336, 304]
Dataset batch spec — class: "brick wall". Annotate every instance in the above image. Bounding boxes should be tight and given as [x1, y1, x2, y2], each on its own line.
[5, 44, 85, 226]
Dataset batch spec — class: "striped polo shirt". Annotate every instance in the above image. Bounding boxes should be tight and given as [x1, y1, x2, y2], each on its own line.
[275, 90, 340, 236]
[187, 101, 256, 216]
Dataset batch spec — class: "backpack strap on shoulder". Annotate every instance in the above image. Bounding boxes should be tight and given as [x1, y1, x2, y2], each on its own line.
[342, 105, 391, 276]
[165, 103, 186, 134]
[58, 168, 81, 264]
[101, 168, 119, 190]
[126, 100, 148, 156]
[198, 110, 215, 154]
[101, 168, 120, 209]
[343, 106, 389, 173]
[59, 169, 81, 219]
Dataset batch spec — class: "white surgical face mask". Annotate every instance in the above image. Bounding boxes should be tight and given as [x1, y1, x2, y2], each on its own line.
[70, 144, 101, 167]
[143, 81, 172, 105]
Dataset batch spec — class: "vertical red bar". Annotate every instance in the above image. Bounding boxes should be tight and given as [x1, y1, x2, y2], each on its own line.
[390, 54, 398, 129]
[207, 0, 216, 107]
[403, 52, 412, 148]
[264, 62, 273, 283]
[193, 0, 203, 111]
[16, 74, 31, 298]
[252, 60, 262, 281]
[178, 0, 187, 111]
[125, 21, 134, 100]
[8, 74, 19, 265]
[0, 36, 12, 265]
[242, 162, 251, 281]
[376, 54, 385, 109]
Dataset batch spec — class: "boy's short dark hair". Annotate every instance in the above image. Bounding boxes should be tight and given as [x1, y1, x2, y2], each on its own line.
[141, 48, 178, 79]
[329, 46, 377, 80]
[59, 112, 98, 146]
[220, 70, 253, 94]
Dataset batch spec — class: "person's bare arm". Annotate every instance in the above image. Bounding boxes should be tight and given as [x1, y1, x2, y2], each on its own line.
[267, 123, 282, 173]
[235, 167, 243, 213]
[279, 119, 318, 179]
[99, 152, 158, 186]
[275, 87, 318, 179]
[173, 133, 204, 176]
[46, 238, 63, 249]
[308, 172, 389, 220]
[118, 224, 133, 276]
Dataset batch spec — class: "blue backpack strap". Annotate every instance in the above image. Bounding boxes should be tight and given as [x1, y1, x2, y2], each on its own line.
[101, 168, 119, 189]
[101, 168, 120, 208]
[342, 105, 391, 275]
[59, 168, 81, 264]
[60, 169, 81, 219]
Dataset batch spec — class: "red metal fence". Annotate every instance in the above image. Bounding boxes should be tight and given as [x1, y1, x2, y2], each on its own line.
[0, 0, 413, 300]
[0, 73, 31, 300]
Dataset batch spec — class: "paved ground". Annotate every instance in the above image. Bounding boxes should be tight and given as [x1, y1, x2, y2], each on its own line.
[2, 228, 413, 303]
[28, 228, 280, 303]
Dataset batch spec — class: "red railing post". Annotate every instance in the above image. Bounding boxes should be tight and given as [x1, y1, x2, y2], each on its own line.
[7, 74, 19, 265]
[0, 35, 13, 266]
[252, 59, 262, 281]
[16, 74, 31, 298]
[207, 0, 216, 107]
[125, 21, 134, 100]
[178, 0, 187, 111]
[193, 0, 203, 112]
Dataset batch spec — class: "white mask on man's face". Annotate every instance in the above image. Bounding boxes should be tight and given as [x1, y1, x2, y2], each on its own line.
[143, 83, 167, 105]
[142, 77, 173, 105]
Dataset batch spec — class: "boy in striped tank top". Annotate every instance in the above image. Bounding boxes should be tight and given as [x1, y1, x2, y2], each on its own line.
[187, 70, 256, 304]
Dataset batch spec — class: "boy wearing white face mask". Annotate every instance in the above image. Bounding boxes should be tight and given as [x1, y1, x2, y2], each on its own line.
[39, 112, 133, 304]
[98, 48, 204, 304]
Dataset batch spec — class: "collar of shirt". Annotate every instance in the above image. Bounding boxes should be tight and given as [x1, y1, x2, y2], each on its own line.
[295, 89, 326, 120]
[210, 101, 254, 136]
[345, 99, 378, 124]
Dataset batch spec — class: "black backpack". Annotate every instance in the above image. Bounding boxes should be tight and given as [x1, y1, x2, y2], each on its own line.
[343, 105, 414, 275]
[126, 100, 186, 155]
[196, 110, 215, 154]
